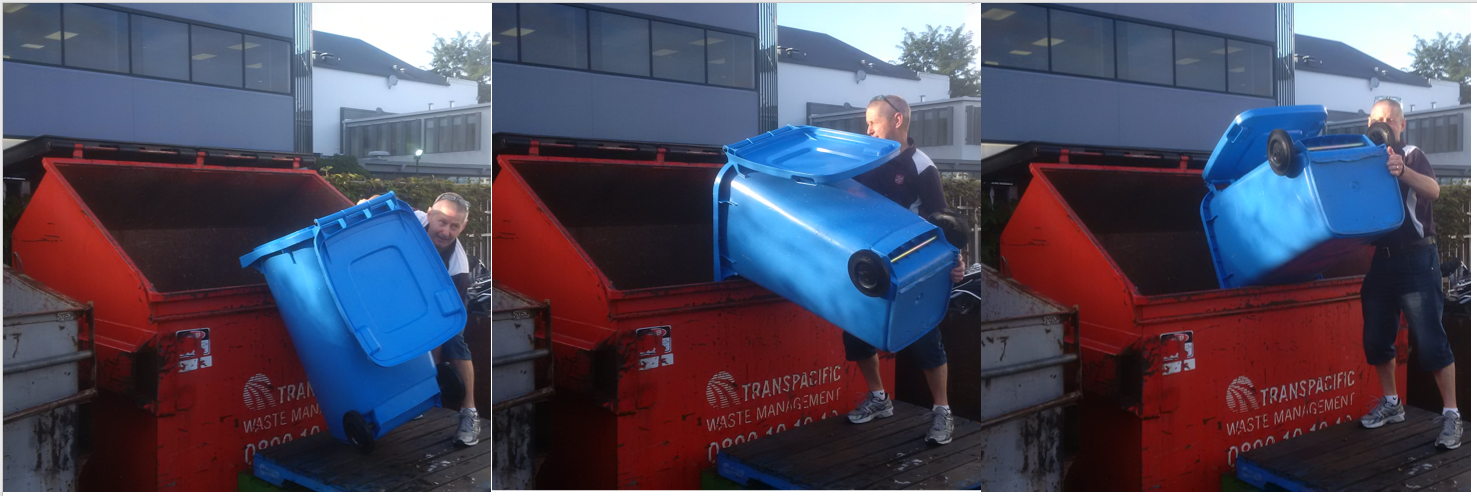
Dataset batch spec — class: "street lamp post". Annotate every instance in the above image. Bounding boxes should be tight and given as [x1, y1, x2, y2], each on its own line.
[414, 149, 423, 176]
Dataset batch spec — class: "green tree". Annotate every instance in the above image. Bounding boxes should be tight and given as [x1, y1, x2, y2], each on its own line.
[428, 31, 492, 104]
[1407, 32, 1471, 105]
[1434, 182, 1470, 264]
[896, 24, 980, 98]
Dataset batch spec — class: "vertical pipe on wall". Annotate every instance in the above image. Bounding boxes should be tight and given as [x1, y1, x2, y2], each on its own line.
[292, 3, 314, 153]
[1274, 3, 1295, 106]
[756, 3, 779, 133]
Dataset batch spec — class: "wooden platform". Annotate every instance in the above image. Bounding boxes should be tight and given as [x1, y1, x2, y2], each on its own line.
[252, 407, 491, 491]
[1237, 406, 1470, 491]
[716, 401, 981, 490]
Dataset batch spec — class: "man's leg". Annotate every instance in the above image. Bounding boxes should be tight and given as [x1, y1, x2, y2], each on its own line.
[1375, 358, 1399, 397]
[1398, 246, 1461, 448]
[1436, 363, 1458, 410]
[454, 358, 476, 410]
[1361, 259, 1405, 429]
[843, 332, 893, 424]
[441, 331, 481, 446]
[923, 364, 948, 408]
[858, 353, 885, 394]
[905, 327, 951, 444]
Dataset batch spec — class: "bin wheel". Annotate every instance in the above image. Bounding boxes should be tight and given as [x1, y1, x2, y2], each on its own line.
[848, 251, 891, 298]
[1367, 121, 1397, 148]
[344, 411, 375, 454]
[1267, 128, 1294, 176]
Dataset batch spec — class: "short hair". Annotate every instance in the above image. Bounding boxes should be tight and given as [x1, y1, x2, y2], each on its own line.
[868, 94, 911, 122]
[1373, 98, 1405, 120]
[433, 192, 470, 216]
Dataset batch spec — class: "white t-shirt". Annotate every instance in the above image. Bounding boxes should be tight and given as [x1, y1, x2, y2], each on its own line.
[415, 210, 469, 277]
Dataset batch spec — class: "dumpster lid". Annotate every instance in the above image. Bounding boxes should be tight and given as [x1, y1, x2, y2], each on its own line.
[1203, 105, 1328, 185]
[724, 125, 899, 183]
[315, 192, 467, 367]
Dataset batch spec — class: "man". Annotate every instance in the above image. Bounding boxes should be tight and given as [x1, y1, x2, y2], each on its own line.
[843, 94, 967, 445]
[409, 192, 481, 446]
[1357, 98, 1462, 449]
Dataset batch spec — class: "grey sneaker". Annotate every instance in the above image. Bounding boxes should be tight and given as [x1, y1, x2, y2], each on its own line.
[1360, 399, 1406, 428]
[926, 406, 953, 445]
[454, 408, 481, 446]
[1435, 411, 1463, 449]
[847, 394, 894, 424]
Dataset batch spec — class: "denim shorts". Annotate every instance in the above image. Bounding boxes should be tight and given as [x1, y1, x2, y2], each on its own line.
[1361, 243, 1454, 372]
[439, 331, 472, 361]
[842, 326, 948, 370]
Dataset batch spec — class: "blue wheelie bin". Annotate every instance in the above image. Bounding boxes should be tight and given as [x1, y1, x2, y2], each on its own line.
[714, 126, 960, 353]
[1200, 105, 1405, 288]
[240, 192, 467, 452]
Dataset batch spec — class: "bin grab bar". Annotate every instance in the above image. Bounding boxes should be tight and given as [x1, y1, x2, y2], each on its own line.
[891, 236, 937, 263]
[3, 388, 97, 424]
[4, 350, 94, 375]
[487, 348, 550, 369]
[980, 353, 1078, 380]
[978, 391, 1081, 430]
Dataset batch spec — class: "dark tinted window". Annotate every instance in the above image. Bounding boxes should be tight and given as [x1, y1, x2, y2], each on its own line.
[492, 3, 517, 62]
[1115, 21, 1171, 85]
[191, 25, 243, 87]
[520, 3, 586, 69]
[4, 3, 62, 64]
[131, 15, 188, 80]
[651, 21, 704, 83]
[244, 35, 289, 93]
[1227, 39, 1272, 97]
[706, 31, 754, 88]
[63, 4, 129, 73]
[980, 4, 1047, 70]
[1049, 10, 1113, 78]
[1174, 31, 1225, 92]
[590, 10, 648, 76]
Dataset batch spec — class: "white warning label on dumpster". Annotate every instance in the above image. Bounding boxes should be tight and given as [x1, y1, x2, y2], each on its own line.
[175, 328, 212, 373]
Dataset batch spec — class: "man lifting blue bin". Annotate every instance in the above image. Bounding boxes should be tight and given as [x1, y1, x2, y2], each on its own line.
[240, 192, 467, 453]
[714, 126, 959, 353]
[1201, 105, 1406, 288]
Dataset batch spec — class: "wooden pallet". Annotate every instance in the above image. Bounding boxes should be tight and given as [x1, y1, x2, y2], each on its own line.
[717, 401, 982, 490]
[1237, 406, 1470, 491]
[252, 407, 491, 492]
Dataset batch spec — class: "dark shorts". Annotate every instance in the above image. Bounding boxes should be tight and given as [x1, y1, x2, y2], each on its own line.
[1361, 244, 1454, 372]
[439, 331, 472, 362]
[842, 327, 947, 370]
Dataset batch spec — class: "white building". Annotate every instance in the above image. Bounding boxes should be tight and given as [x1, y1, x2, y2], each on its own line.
[809, 97, 981, 177]
[1294, 34, 1461, 120]
[311, 30, 478, 157]
[341, 103, 491, 183]
[777, 26, 952, 129]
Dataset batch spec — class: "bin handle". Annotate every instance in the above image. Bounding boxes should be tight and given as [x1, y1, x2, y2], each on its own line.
[890, 236, 937, 263]
[317, 193, 400, 238]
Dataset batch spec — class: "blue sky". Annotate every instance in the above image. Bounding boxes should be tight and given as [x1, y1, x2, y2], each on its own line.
[1295, 3, 1471, 72]
[778, 3, 980, 68]
[313, 3, 492, 69]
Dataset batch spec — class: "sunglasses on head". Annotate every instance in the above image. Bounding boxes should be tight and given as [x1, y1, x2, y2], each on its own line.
[871, 95, 904, 115]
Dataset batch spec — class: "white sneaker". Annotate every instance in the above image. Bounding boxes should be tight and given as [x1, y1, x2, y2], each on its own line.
[454, 408, 480, 446]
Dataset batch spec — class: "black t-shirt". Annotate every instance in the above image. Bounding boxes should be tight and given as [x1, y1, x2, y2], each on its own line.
[852, 138, 948, 216]
[1374, 146, 1437, 247]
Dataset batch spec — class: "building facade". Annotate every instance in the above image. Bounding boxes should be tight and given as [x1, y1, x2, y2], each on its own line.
[981, 3, 1286, 154]
[776, 25, 952, 128]
[342, 103, 491, 183]
[3, 3, 308, 152]
[1293, 34, 1461, 120]
[490, 3, 776, 146]
[810, 97, 981, 177]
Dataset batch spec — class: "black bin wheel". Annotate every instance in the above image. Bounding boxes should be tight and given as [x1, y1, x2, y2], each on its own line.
[848, 250, 891, 298]
[927, 211, 969, 249]
[344, 411, 376, 454]
[1267, 128, 1294, 177]
[1367, 121, 1397, 148]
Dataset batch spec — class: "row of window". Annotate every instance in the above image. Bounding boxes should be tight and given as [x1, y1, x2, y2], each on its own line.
[982, 4, 1273, 97]
[1326, 114, 1465, 154]
[344, 113, 482, 158]
[493, 4, 756, 89]
[811, 107, 963, 147]
[3, 3, 291, 93]
[965, 106, 981, 145]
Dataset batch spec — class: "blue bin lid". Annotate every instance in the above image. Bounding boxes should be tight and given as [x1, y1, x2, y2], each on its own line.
[1203, 105, 1328, 185]
[314, 192, 467, 367]
[724, 125, 900, 184]
[240, 226, 316, 269]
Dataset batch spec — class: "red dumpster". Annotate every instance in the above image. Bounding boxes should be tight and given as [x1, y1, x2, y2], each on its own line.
[9, 141, 347, 491]
[999, 163, 1404, 491]
[488, 135, 889, 489]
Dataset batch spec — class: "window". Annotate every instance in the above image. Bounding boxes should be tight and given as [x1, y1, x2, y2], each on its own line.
[63, 4, 128, 73]
[1050, 9, 1113, 78]
[910, 108, 952, 147]
[1227, 40, 1272, 97]
[408, 119, 422, 155]
[966, 106, 981, 145]
[1116, 21, 1172, 85]
[492, 3, 517, 62]
[520, 3, 586, 69]
[425, 118, 438, 154]
[652, 21, 704, 83]
[706, 31, 754, 89]
[980, 3, 1047, 70]
[131, 15, 188, 80]
[4, 3, 62, 64]
[465, 113, 480, 152]
[191, 25, 243, 87]
[244, 35, 289, 93]
[590, 10, 647, 77]
[1174, 31, 1225, 92]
